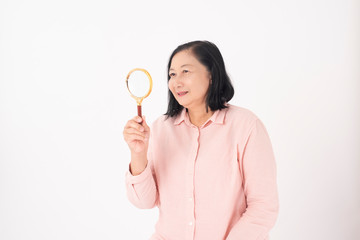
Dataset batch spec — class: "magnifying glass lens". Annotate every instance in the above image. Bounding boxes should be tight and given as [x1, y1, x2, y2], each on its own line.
[126, 68, 153, 118]
[127, 71, 151, 98]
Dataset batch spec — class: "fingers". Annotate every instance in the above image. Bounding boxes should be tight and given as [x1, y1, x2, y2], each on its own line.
[125, 131, 147, 142]
[123, 116, 150, 144]
[123, 126, 146, 141]
[125, 127, 147, 139]
[125, 116, 145, 132]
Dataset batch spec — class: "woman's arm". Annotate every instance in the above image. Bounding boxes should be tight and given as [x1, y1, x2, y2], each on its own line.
[227, 119, 279, 240]
[123, 116, 158, 209]
[125, 157, 158, 209]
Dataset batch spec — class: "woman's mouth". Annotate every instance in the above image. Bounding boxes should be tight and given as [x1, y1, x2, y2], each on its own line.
[177, 91, 188, 97]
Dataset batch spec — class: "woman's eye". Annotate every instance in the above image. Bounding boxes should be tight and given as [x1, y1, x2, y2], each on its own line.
[183, 70, 189, 73]
[169, 73, 175, 77]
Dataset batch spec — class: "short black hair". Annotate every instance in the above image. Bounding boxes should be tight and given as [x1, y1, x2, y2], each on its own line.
[165, 40, 234, 117]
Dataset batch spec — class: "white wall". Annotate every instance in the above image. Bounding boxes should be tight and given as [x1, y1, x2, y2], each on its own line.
[1, 0, 359, 239]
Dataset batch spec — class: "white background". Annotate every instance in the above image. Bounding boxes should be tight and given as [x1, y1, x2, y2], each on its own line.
[1, 0, 359, 239]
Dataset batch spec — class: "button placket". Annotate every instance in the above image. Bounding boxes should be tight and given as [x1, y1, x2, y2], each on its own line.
[185, 127, 200, 239]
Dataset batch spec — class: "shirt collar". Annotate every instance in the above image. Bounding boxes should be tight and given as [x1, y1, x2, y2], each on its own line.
[173, 106, 227, 127]
[173, 108, 187, 125]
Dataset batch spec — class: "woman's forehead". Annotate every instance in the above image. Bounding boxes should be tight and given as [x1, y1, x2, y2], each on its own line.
[170, 51, 201, 70]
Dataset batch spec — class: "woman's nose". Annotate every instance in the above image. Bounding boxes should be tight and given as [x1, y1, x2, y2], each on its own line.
[175, 75, 184, 85]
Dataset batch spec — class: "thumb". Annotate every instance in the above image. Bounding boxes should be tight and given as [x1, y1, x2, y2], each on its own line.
[142, 115, 150, 130]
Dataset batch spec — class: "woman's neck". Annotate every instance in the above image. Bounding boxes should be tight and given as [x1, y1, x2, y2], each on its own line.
[187, 106, 214, 127]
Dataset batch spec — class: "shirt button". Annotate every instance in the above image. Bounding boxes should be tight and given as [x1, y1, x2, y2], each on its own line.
[188, 221, 193, 226]
[188, 197, 192, 201]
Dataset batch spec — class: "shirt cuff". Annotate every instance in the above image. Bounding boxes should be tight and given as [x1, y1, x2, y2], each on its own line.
[125, 162, 151, 185]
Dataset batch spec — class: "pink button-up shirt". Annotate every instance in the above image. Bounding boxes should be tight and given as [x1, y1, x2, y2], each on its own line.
[125, 104, 279, 240]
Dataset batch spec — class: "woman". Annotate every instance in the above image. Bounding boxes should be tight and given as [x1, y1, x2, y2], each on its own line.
[123, 40, 279, 240]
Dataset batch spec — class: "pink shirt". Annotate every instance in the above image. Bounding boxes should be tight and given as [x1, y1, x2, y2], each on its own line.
[125, 104, 279, 240]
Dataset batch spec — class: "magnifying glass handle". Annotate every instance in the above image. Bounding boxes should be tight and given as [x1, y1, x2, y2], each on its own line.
[137, 105, 142, 118]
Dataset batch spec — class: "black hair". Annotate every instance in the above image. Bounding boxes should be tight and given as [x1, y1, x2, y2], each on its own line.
[165, 40, 234, 117]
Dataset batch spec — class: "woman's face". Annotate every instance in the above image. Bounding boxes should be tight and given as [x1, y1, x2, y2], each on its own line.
[168, 50, 211, 111]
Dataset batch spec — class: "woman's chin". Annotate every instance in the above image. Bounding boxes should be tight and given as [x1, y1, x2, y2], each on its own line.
[175, 99, 188, 108]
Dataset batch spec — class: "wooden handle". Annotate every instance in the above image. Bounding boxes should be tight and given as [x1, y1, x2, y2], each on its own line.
[137, 105, 142, 118]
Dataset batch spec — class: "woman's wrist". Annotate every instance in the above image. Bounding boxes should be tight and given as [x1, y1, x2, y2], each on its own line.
[130, 151, 148, 176]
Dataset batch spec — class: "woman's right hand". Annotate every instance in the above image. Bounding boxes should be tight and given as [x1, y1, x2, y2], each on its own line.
[123, 116, 150, 154]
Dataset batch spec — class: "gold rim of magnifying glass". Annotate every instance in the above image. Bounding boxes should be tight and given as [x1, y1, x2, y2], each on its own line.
[125, 68, 153, 106]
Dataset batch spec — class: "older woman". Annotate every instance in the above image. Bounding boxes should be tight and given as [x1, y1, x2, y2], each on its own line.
[123, 40, 279, 240]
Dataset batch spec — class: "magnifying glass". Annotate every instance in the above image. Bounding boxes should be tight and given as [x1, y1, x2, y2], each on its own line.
[126, 68, 153, 118]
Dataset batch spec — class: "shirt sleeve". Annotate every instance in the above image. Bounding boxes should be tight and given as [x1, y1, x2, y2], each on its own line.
[227, 118, 279, 240]
[124, 130, 159, 209]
